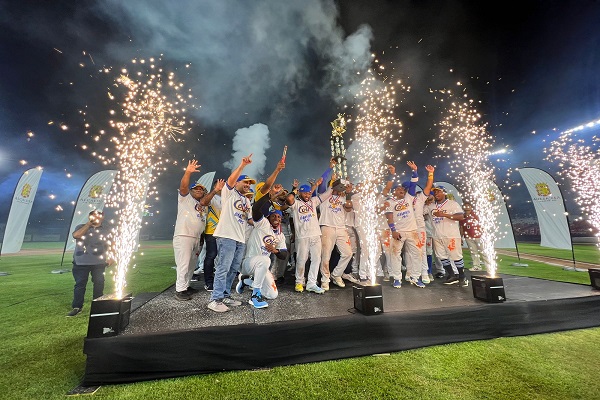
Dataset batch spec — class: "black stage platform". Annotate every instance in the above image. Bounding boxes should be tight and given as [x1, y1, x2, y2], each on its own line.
[82, 272, 600, 386]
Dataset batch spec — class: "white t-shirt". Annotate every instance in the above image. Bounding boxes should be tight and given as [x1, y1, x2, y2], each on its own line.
[213, 184, 252, 243]
[173, 192, 215, 237]
[244, 217, 287, 258]
[385, 194, 418, 232]
[318, 189, 347, 228]
[412, 192, 428, 229]
[424, 198, 463, 238]
[290, 196, 322, 239]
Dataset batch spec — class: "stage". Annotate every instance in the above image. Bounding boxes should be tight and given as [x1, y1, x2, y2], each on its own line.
[82, 271, 600, 386]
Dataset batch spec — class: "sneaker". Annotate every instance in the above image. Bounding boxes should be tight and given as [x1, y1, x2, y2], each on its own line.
[444, 275, 460, 285]
[306, 284, 325, 294]
[236, 274, 249, 294]
[321, 282, 330, 291]
[207, 300, 229, 312]
[428, 273, 435, 282]
[295, 283, 304, 292]
[421, 276, 431, 284]
[175, 291, 192, 301]
[204, 284, 213, 292]
[392, 279, 402, 288]
[341, 273, 359, 284]
[470, 266, 482, 271]
[383, 271, 390, 282]
[191, 274, 200, 282]
[186, 286, 199, 295]
[66, 307, 82, 317]
[435, 272, 445, 279]
[331, 275, 346, 288]
[460, 278, 469, 287]
[249, 292, 268, 309]
[222, 297, 242, 306]
[409, 277, 426, 288]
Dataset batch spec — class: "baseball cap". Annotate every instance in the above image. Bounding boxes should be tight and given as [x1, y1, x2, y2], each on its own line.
[190, 182, 206, 191]
[268, 209, 283, 217]
[243, 188, 255, 198]
[298, 184, 312, 193]
[237, 174, 256, 184]
[432, 185, 447, 193]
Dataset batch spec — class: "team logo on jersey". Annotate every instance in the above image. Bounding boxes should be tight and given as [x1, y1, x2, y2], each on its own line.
[298, 204, 312, 214]
[263, 234, 277, 246]
[20, 183, 32, 198]
[328, 196, 343, 207]
[234, 199, 250, 213]
[394, 202, 408, 211]
[535, 183, 551, 197]
[89, 185, 104, 198]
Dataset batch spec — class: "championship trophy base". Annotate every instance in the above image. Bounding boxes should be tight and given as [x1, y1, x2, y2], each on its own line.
[471, 276, 506, 303]
[353, 283, 384, 315]
[87, 293, 133, 338]
[589, 268, 600, 290]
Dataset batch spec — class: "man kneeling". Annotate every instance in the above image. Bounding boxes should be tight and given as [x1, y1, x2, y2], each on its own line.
[236, 187, 288, 308]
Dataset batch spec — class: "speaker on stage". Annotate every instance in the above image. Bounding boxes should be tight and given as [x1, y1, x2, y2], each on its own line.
[353, 283, 383, 315]
[471, 276, 506, 303]
[87, 293, 132, 338]
[589, 268, 600, 290]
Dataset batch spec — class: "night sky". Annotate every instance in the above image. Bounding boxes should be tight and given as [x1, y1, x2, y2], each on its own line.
[1, 0, 600, 239]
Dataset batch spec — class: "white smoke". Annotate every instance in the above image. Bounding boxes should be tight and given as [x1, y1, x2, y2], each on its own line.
[223, 123, 270, 180]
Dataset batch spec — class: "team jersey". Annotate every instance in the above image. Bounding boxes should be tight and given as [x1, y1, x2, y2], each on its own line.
[385, 193, 418, 231]
[424, 198, 463, 238]
[213, 183, 252, 243]
[460, 212, 483, 238]
[204, 196, 221, 235]
[173, 192, 216, 237]
[412, 192, 428, 229]
[289, 195, 322, 239]
[244, 217, 287, 258]
[318, 189, 347, 228]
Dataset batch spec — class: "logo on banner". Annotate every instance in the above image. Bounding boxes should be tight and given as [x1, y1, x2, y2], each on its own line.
[535, 183, 551, 197]
[89, 185, 104, 198]
[21, 183, 32, 198]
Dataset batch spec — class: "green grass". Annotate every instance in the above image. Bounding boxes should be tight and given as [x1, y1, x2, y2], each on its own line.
[1, 243, 599, 400]
[513, 242, 600, 264]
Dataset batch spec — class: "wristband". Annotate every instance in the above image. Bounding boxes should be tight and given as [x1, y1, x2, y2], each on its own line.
[388, 223, 396, 232]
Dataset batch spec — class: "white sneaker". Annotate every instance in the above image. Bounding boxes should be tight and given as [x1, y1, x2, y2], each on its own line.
[331, 275, 346, 287]
[207, 300, 229, 313]
[321, 282, 330, 291]
[341, 273, 359, 284]
[222, 297, 242, 306]
[306, 284, 325, 294]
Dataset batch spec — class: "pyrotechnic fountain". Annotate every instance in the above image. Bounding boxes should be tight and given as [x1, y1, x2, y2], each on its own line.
[436, 87, 501, 278]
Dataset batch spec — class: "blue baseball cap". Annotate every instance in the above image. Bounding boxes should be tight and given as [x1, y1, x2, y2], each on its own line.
[237, 174, 256, 184]
[432, 185, 446, 193]
[298, 184, 312, 193]
[189, 182, 206, 191]
[268, 209, 283, 217]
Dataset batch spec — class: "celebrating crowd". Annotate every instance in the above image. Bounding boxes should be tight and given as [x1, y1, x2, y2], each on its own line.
[167, 152, 488, 314]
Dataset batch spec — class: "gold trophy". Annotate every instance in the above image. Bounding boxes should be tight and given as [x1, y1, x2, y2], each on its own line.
[330, 113, 348, 179]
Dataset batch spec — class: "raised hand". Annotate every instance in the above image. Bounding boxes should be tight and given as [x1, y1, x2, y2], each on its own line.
[386, 164, 396, 175]
[186, 159, 201, 174]
[407, 161, 417, 171]
[425, 165, 435, 173]
[242, 154, 253, 165]
[214, 179, 225, 191]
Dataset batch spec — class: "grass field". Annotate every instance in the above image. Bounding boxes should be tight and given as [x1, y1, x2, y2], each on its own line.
[0, 242, 599, 400]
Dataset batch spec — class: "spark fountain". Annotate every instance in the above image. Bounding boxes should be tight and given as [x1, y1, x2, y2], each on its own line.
[546, 118, 600, 289]
[87, 58, 193, 336]
[349, 64, 405, 314]
[436, 86, 505, 302]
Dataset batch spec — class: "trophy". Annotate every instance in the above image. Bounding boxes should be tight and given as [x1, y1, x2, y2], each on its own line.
[330, 114, 348, 179]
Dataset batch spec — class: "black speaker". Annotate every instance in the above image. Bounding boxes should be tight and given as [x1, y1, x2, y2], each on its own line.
[353, 283, 383, 315]
[589, 268, 600, 290]
[87, 293, 132, 338]
[471, 276, 506, 303]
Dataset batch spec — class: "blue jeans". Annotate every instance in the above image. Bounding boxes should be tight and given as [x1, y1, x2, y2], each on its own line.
[211, 237, 245, 302]
[203, 234, 217, 288]
[71, 263, 106, 309]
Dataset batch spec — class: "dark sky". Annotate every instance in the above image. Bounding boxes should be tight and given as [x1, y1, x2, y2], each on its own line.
[1, 0, 600, 238]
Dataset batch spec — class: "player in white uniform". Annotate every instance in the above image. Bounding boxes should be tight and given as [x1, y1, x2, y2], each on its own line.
[319, 179, 354, 290]
[236, 191, 288, 308]
[383, 178, 423, 289]
[286, 178, 326, 294]
[424, 185, 467, 286]
[173, 160, 224, 301]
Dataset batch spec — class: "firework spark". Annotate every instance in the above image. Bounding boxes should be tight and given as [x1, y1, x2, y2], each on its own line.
[546, 118, 600, 251]
[436, 87, 501, 276]
[98, 57, 193, 297]
[350, 66, 405, 284]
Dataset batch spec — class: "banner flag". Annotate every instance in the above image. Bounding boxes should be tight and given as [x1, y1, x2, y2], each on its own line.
[1, 168, 44, 254]
[195, 171, 216, 191]
[64, 170, 117, 252]
[486, 180, 517, 249]
[518, 167, 572, 249]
